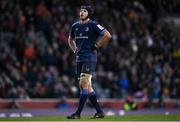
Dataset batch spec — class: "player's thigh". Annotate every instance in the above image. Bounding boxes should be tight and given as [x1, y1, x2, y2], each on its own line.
[81, 62, 97, 74]
[80, 62, 96, 84]
[76, 62, 83, 81]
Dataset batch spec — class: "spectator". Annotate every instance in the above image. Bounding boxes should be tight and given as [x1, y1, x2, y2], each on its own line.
[0, 0, 179, 100]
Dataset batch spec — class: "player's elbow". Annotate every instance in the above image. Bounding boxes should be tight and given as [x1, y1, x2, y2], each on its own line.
[104, 31, 111, 40]
[108, 32, 112, 40]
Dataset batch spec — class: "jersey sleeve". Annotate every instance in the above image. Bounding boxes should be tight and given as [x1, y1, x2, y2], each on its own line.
[93, 23, 106, 36]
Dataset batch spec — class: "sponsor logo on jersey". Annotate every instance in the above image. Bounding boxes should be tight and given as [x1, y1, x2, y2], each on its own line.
[75, 36, 88, 39]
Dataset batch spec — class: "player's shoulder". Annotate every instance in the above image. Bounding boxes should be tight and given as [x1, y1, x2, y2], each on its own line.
[89, 20, 104, 28]
[71, 21, 80, 27]
[89, 20, 105, 30]
[89, 20, 98, 25]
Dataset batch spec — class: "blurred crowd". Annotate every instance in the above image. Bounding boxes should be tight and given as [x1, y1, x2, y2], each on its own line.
[0, 0, 180, 101]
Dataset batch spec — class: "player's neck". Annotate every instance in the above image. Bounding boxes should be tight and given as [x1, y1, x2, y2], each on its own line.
[80, 18, 90, 24]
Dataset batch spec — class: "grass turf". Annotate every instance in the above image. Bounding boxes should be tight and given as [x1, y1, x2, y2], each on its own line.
[0, 115, 180, 121]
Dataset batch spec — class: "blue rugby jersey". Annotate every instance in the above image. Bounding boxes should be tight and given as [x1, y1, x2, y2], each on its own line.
[70, 20, 106, 62]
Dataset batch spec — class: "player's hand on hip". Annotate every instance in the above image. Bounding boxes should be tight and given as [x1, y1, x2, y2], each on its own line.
[73, 47, 78, 53]
[92, 43, 99, 50]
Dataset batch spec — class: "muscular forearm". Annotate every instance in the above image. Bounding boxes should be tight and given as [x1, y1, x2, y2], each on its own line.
[95, 31, 111, 48]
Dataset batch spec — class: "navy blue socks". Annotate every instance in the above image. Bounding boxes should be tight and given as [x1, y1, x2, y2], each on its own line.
[75, 90, 103, 115]
[75, 89, 88, 115]
[89, 91, 103, 113]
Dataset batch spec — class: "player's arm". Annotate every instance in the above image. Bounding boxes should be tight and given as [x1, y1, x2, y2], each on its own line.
[94, 30, 111, 49]
[68, 24, 77, 53]
[68, 35, 77, 53]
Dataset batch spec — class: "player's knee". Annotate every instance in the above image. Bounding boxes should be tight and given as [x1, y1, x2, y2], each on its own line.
[88, 84, 94, 93]
[80, 73, 92, 82]
[79, 73, 92, 88]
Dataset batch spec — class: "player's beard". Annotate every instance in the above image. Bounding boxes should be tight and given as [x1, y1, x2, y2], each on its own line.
[80, 15, 89, 21]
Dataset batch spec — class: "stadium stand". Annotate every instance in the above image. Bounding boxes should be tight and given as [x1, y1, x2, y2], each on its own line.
[0, 0, 179, 109]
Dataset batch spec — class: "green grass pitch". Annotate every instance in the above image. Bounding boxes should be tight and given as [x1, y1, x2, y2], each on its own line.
[0, 115, 180, 122]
